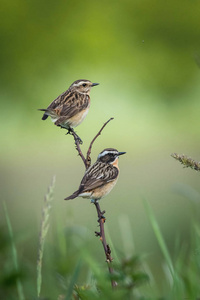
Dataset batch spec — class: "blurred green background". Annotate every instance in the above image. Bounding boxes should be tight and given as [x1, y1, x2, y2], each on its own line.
[1, 0, 200, 297]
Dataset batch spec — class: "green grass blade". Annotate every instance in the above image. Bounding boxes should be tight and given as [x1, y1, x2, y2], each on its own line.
[37, 175, 56, 298]
[65, 259, 82, 300]
[144, 199, 174, 277]
[3, 201, 25, 300]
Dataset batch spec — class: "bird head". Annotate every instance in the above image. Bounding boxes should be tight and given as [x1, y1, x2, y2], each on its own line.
[97, 148, 126, 164]
[70, 79, 99, 94]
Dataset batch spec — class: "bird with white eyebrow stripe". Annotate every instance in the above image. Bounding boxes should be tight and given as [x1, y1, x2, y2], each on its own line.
[65, 148, 126, 202]
[38, 79, 99, 143]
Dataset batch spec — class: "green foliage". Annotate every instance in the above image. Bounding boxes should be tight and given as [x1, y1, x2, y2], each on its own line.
[0, 248, 25, 300]
[144, 200, 174, 277]
[3, 202, 25, 300]
[145, 200, 200, 300]
[1, 0, 200, 104]
[73, 255, 149, 300]
[2, 187, 200, 299]
[1, 0, 200, 299]
[110, 256, 149, 290]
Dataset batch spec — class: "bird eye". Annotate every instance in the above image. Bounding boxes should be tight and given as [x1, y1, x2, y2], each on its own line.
[82, 83, 87, 87]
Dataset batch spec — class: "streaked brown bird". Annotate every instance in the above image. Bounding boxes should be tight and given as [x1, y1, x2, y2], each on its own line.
[65, 148, 126, 202]
[38, 79, 99, 142]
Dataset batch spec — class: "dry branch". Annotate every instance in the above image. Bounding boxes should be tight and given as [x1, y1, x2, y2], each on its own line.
[70, 118, 117, 287]
[85, 117, 114, 169]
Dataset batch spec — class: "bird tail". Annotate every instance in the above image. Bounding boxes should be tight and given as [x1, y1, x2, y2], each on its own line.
[38, 109, 49, 120]
[64, 190, 79, 200]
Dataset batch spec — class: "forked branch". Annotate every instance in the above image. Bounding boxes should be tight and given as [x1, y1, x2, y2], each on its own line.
[70, 118, 117, 288]
[71, 117, 114, 170]
[85, 117, 114, 169]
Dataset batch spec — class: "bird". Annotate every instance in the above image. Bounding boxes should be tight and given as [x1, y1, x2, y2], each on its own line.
[38, 79, 99, 143]
[65, 148, 126, 202]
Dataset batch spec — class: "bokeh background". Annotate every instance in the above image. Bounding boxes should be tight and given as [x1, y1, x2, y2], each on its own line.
[1, 0, 200, 297]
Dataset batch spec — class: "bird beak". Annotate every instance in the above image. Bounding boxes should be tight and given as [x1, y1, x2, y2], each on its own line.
[118, 152, 126, 156]
[92, 83, 99, 87]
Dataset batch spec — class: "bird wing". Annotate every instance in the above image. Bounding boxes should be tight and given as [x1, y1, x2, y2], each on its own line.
[47, 90, 70, 110]
[47, 92, 89, 119]
[78, 162, 119, 193]
[60, 94, 89, 118]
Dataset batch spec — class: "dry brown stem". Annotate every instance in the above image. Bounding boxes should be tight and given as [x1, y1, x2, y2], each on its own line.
[70, 118, 117, 288]
[71, 117, 114, 170]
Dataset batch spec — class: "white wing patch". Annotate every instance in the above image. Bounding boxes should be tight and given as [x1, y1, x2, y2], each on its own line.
[78, 192, 92, 198]
[107, 179, 115, 182]
[96, 173, 104, 179]
[50, 117, 59, 123]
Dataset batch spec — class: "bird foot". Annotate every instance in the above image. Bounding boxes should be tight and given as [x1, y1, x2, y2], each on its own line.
[91, 199, 98, 204]
[66, 128, 83, 144]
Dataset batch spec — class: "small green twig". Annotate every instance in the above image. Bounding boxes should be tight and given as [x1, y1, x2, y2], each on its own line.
[171, 153, 200, 172]
[37, 176, 56, 298]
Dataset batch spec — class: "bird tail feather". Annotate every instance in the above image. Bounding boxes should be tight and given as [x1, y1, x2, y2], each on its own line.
[64, 190, 79, 200]
[38, 109, 49, 120]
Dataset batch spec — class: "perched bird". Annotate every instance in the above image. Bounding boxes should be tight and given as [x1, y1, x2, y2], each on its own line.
[65, 148, 126, 202]
[38, 79, 99, 142]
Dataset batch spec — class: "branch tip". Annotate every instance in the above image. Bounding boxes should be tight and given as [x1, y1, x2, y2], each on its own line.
[85, 118, 114, 169]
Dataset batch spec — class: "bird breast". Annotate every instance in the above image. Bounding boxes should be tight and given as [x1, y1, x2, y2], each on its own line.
[90, 178, 119, 200]
[68, 107, 90, 128]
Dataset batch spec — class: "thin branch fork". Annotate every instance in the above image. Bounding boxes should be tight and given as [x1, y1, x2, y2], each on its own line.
[70, 118, 117, 288]
[71, 117, 114, 170]
[85, 117, 114, 169]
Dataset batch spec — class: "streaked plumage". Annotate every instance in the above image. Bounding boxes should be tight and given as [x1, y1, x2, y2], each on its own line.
[38, 79, 99, 130]
[65, 148, 126, 202]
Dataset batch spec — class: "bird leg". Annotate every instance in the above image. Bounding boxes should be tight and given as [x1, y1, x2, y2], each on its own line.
[66, 127, 83, 144]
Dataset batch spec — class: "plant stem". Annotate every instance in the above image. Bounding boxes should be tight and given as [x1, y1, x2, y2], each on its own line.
[71, 118, 114, 170]
[85, 117, 114, 169]
[94, 201, 117, 288]
[70, 118, 117, 287]
[37, 176, 55, 298]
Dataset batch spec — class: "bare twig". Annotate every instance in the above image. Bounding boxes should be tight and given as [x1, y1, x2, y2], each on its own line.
[94, 202, 117, 288]
[70, 130, 87, 168]
[71, 118, 114, 170]
[85, 117, 114, 169]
